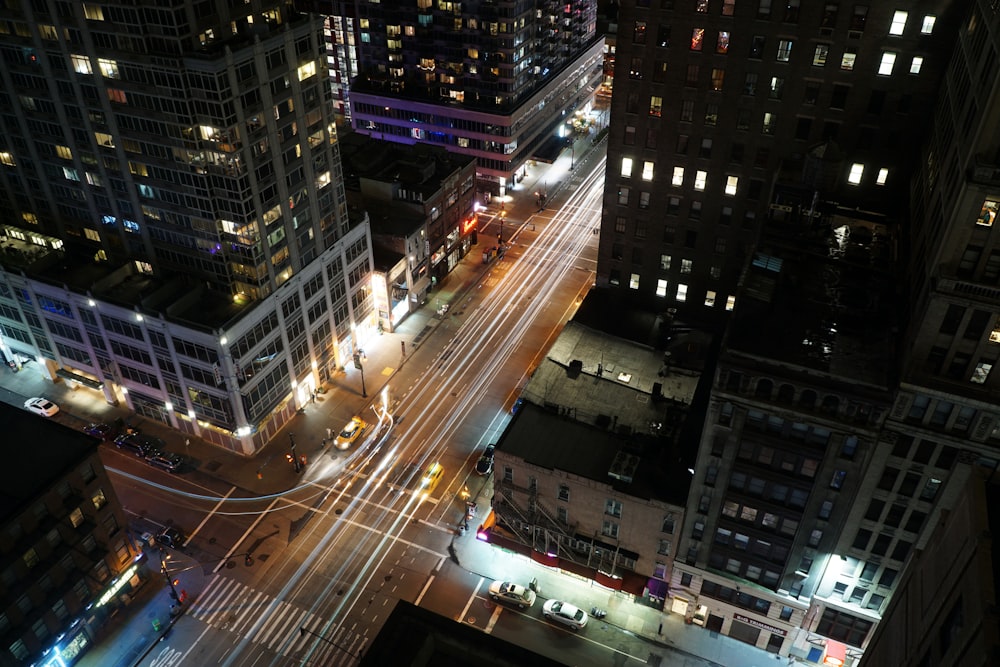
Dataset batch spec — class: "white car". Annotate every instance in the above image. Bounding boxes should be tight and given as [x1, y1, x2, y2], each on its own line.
[24, 397, 59, 417]
[542, 599, 588, 630]
[487, 581, 536, 609]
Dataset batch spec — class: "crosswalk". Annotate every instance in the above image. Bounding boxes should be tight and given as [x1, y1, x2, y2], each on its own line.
[189, 575, 365, 662]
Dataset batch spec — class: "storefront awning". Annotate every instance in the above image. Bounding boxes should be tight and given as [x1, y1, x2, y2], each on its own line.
[530, 551, 559, 568]
[56, 368, 103, 389]
[823, 640, 847, 667]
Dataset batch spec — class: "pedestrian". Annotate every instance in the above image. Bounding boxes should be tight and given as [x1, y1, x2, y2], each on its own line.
[184, 438, 190, 449]
[325, 427, 332, 442]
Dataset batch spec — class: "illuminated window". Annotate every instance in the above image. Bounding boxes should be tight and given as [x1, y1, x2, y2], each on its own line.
[656, 279, 668, 297]
[56, 145, 72, 160]
[680, 259, 692, 274]
[717, 31, 730, 54]
[672, 167, 684, 186]
[879, 52, 896, 75]
[972, 362, 992, 384]
[813, 45, 828, 67]
[691, 28, 704, 51]
[876, 168, 888, 185]
[63, 167, 79, 181]
[629, 273, 640, 290]
[921, 15, 936, 34]
[649, 95, 662, 116]
[621, 157, 633, 178]
[990, 323, 1000, 344]
[978, 200, 999, 227]
[107, 88, 127, 104]
[642, 161, 654, 181]
[848, 163, 864, 184]
[841, 49, 856, 70]
[71, 54, 92, 74]
[98, 58, 118, 78]
[889, 11, 907, 36]
[0, 152, 16, 167]
[776, 40, 792, 62]
[725, 176, 738, 195]
[83, 3, 105, 19]
[660, 254, 671, 270]
[762, 112, 776, 135]
[694, 171, 707, 191]
[297, 61, 316, 80]
[705, 290, 716, 307]
[726, 295, 736, 311]
[711, 68, 725, 90]
[676, 284, 688, 302]
[910, 56, 923, 74]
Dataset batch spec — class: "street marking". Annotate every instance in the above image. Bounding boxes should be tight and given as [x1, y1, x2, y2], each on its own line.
[457, 577, 484, 622]
[186, 485, 235, 548]
[484, 604, 504, 634]
[414, 575, 434, 606]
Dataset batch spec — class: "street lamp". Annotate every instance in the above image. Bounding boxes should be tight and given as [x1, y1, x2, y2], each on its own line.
[353, 351, 367, 397]
[498, 209, 506, 245]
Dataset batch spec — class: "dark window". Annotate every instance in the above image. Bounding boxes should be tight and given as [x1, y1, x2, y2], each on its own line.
[795, 117, 812, 140]
[935, 446, 958, 470]
[897, 472, 921, 497]
[750, 36, 766, 59]
[852, 529, 872, 550]
[870, 534, 891, 556]
[685, 230, 698, 248]
[965, 309, 991, 340]
[905, 510, 927, 533]
[863, 499, 884, 521]
[913, 440, 935, 464]
[876, 467, 899, 492]
[884, 504, 906, 528]
[891, 540, 911, 561]
[939, 304, 965, 334]
[804, 82, 821, 105]
[830, 85, 849, 110]
[867, 90, 885, 114]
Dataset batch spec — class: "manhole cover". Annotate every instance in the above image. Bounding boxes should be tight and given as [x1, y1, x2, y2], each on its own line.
[467, 616, 476, 624]
[335, 508, 343, 515]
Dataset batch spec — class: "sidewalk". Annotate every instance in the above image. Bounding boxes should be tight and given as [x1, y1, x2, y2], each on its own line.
[450, 515, 778, 667]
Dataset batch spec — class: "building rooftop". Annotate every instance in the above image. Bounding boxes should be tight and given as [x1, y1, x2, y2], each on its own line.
[361, 600, 564, 667]
[508, 320, 701, 506]
[339, 132, 476, 198]
[726, 188, 896, 389]
[0, 402, 99, 524]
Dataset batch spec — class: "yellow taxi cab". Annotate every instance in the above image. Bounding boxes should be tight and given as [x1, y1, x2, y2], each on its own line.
[335, 416, 367, 450]
[419, 462, 444, 495]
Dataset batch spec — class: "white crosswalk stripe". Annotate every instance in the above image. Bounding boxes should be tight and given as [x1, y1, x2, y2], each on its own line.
[188, 575, 356, 658]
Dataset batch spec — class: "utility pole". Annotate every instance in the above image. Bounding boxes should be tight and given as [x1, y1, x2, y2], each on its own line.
[288, 432, 301, 473]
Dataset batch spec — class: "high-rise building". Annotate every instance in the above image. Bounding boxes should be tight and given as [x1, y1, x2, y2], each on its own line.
[599, 1, 959, 320]
[341, 0, 605, 195]
[0, 403, 143, 667]
[673, 194, 897, 660]
[0, 2, 376, 454]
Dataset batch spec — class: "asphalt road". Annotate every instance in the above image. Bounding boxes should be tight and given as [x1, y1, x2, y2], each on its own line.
[117, 155, 608, 667]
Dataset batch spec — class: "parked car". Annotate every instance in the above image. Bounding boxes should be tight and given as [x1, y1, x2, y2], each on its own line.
[487, 581, 536, 609]
[83, 422, 119, 442]
[156, 527, 184, 549]
[115, 433, 163, 458]
[419, 462, 444, 495]
[23, 397, 59, 417]
[542, 600, 588, 631]
[145, 449, 183, 473]
[334, 416, 367, 450]
[475, 444, 496, 476]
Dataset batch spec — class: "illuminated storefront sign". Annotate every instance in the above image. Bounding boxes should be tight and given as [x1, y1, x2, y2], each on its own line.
[96, 563, 139, 608]
[733, 613, 786, 636]
[823, 640, 847, 667]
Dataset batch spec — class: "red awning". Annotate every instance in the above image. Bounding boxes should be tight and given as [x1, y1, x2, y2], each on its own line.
[621, 571, 647, 596]
[530, 551, 559, 568]
[595, 571, 623, 590]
